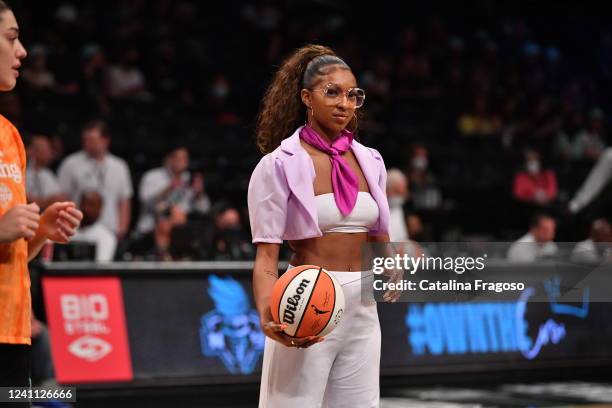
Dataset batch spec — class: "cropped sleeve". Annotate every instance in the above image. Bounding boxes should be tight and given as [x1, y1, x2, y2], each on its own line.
[247, 154, 290, 244]
[373, 148, 388, 198]
[368, 147, 390, 235]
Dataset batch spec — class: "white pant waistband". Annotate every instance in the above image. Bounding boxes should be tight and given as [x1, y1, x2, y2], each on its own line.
[286, 265, 372, 286]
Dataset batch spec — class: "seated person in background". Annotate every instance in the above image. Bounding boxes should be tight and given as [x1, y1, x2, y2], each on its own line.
[406, 144, 442, 212]
[513, 149, 558, 207]
[136, 143, 210, 235]
[571, 218, 612, 263]
[406, 214, 425, 242]
[57, 120, 133, 239]
[71, 191, 117, 262]
[26, 134, 67, 209]
[556, 108, 606, 161]
[212, 207, 253, 261]
[386, 168, 425, 256]
[507, 213, 559, 262]
[386, 168, 410, 242]
[126, 205, 188, 261]
[457, 92, 502, 136]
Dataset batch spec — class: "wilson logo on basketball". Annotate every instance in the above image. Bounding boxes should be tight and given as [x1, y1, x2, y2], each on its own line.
[282, 278, 311, 324]
[271, 265, 346, 338]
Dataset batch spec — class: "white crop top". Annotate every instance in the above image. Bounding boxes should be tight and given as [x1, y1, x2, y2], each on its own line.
[315, 192, 379, 233]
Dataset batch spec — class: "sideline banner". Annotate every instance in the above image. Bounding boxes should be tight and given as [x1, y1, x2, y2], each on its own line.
[42, 277, 133, 383]
[41, 255, 612, 384]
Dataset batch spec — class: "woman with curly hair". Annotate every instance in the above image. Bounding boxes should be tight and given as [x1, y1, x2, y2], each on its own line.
[248, 44, 391, 407]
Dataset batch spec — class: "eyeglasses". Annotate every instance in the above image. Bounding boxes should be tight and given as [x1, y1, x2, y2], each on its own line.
[309, 83, 366, 108]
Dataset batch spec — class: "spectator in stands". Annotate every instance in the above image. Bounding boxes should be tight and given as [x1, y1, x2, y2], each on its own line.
[21, 45, 55, 91]
[569, 148, 612, 214]
[105, 47, 148, 99]
[25, 134, 66, 209]
[360, 57, 392, 101]
[507, 213, 559, 262]
[208, 74, 240, 125]
[57, 120, 133, 238]
[555, 110, 586, 160]
[81, 43, 110, 114]
[9, 1, 612, 247]
[513, 149, 558, 207]
[395, 54, 442, 101]
[556, 108, 606, 161]
[386, 169, 427, 256]
[404, 213, 427, 256]
[136, 144, 211, 235]
[406, 144, 442, 212]
[152, 206, 188, 261]
[458, 92, 502, 136]
[406, 214, 424, 242]
[527, 95, 563, 143]
[71, 191, 117, 262]
[571, 218, 612, 263]
[386, 168, 410, 242]
[212, 207, 253, 261]
[123, 205, 189, 261]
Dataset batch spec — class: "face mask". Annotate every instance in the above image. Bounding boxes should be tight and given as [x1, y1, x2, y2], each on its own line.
[389, 196, 406, 208]
[526, 160, 541, 174]
[411, 157, 428, 170]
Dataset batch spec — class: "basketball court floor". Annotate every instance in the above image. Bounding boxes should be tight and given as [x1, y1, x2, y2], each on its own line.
[68, 381, 612, 407]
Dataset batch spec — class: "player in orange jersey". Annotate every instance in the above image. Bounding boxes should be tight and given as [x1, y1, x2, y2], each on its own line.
[0, 1, 83, 394]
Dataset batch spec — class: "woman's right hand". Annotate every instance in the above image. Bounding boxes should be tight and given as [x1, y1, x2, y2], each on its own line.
[252, 245, 323, 348]
[260, 311, 324, 349]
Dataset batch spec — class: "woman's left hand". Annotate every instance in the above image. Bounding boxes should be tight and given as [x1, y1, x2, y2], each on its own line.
[39, 202, 83, 243]
[383, 267, 404, 302]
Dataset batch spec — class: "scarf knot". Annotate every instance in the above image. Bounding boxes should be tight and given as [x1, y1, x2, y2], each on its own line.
[299, 125, 359, 216]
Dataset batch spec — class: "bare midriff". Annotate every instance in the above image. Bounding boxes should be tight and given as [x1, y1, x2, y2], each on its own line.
[289, 232, 368, 272]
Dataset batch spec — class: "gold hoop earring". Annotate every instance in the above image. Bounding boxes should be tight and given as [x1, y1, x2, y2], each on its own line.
[305, 106, 314, 127]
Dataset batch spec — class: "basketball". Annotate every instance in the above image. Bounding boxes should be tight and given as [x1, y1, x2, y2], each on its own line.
[270, 265, 345, 338]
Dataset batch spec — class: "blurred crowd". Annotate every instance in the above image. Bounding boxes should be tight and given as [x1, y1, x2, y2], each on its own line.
[1, 0, 612, 262]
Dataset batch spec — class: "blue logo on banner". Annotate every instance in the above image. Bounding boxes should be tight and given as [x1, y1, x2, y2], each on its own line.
[405, 279, 589, 359]
[199, 275, 264, 374]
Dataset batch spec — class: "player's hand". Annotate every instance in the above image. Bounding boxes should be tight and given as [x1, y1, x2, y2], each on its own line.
[383, 266, 404, 303]
[260, 309, 324, 348]
[0, 203, 40, 242]
[39, 202, 83, 243]
[31, 315, 43, 338]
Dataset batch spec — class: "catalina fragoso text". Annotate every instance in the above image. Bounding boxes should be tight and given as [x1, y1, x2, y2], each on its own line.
[374, 279, 525, 293]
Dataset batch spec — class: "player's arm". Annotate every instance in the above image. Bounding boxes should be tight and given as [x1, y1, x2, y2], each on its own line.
[253, 243, 323, 348]
[253, 243, 281, 319]
[26, 230, 48, 262]
[27, 202, 83, 262]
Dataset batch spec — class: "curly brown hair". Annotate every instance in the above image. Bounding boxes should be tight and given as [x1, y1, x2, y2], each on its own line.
[255, 44, 360, 154]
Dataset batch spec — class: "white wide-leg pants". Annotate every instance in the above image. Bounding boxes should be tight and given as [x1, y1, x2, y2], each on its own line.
[259, 269, 381, 408]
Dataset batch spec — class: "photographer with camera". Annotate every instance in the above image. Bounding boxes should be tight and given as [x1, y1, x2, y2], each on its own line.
[135, 143, 211, 235]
